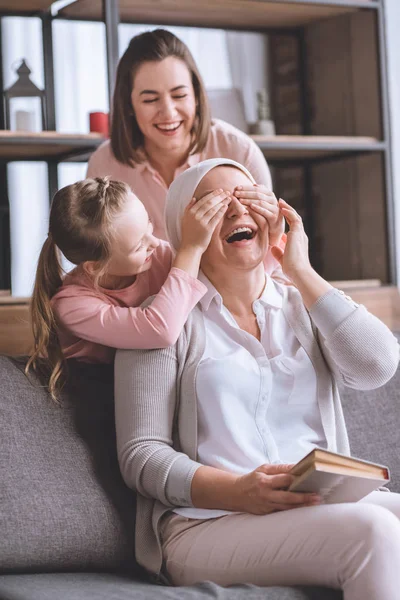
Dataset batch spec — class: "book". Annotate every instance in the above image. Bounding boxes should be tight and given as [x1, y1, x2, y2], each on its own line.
[289, 448, 390, 504]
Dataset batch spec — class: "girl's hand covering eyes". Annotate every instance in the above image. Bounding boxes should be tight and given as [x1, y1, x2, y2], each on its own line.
[234, 184, 285, 246]
[180, 189, 232, 252]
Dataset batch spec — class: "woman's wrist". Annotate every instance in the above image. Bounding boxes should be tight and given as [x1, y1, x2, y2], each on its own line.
[191, 465, 243, 511]
[289, 267, 333, 310]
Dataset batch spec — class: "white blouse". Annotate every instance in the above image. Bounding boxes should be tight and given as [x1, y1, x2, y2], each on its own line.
[174, 272, 326, 519]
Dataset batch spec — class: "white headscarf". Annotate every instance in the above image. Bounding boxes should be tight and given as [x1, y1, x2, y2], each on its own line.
[164, 158, 255, 251]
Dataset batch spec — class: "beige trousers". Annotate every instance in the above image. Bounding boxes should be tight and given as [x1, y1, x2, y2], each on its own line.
[160, 491, 400, 599]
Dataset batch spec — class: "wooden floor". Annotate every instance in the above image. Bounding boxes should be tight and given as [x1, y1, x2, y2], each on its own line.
[1, 285, 400, 357]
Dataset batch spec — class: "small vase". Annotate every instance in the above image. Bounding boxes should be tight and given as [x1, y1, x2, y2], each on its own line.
[254, 120, 276, 136]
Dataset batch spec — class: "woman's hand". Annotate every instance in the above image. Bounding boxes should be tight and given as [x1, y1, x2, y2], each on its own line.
[268, 198, 312, 281]
[180, 189, 231, 252]
[270, 199, 332, 308]
[234, 184, 285, 246]
[233, 463, 321, 515]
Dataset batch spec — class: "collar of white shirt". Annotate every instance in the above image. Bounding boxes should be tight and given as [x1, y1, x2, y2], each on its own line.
[198, 270, 283, 313]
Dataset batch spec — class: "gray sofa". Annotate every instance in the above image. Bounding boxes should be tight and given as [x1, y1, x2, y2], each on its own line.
[1, 351, 399, 600]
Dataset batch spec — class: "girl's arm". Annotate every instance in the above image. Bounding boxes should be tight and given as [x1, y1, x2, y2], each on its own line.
[53, 190, 231, 350]
[53, 269, 206, 350]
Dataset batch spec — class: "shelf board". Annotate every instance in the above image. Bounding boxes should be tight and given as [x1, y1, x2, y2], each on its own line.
[0, 292, 30, 305]
[0, 131, 105, 162]
[251, 135, 385, 161]
[59, 0, 378, 29]
[0, 132, 384, 163]
[329, 279, 381, 289]
[0, 0, 52, 14]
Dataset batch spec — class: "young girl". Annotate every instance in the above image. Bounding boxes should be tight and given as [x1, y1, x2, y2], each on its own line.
[27, 176, 232, 401]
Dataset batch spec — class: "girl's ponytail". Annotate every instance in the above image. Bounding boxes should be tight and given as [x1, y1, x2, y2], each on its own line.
[26, 176, 130, 402]
[26, 234, 65, 402]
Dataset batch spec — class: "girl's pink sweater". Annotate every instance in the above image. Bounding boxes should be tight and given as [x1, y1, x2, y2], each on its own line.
[51, 241, 206, 363]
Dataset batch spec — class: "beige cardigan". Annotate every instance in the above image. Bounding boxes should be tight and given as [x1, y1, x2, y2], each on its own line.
[114, 286, 399, 578]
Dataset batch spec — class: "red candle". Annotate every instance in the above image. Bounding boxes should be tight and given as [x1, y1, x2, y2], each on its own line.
[89, 112, 109, 137]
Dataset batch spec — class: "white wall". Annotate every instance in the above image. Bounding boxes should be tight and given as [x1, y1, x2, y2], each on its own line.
[385, 0, 400, 286]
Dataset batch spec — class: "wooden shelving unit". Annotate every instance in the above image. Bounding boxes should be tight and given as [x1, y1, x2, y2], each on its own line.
[0, 131, 105, 161]
[59, 0, 377, 29]
[0, 0, 52, 14]
[0, 0, 398, 324]
[59, 0, 395, 286]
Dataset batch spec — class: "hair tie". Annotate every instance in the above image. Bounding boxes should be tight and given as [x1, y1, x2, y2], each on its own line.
[101, 176, 110, 191]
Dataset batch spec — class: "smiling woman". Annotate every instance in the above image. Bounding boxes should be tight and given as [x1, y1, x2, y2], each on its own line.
[87, 29, 273, 242]
[195, 166, 267, 275]
[130, 56, 198, 177]
[114, 158, 400, 596]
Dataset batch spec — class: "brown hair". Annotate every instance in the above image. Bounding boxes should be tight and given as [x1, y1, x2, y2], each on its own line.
[26, 177, 131, 402]
[111, 28, 211, 167]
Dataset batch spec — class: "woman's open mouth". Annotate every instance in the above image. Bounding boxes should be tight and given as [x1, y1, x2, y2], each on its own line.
[224, 226, 256, 246]
[154, 121, 183, 136]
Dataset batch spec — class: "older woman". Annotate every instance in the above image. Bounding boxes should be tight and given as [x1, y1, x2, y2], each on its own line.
[114, 158, 400, 598]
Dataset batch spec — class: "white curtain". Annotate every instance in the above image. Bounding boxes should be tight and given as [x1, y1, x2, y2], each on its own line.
[2, 18, 268, 295]
[119, 24, 232, 88]
[1, 17, 49, 296]
[226, 31, 269, 125]
[53, 20, 108, 133]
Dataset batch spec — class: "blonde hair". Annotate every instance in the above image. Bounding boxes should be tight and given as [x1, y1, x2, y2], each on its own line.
[26, 177, 131, 402]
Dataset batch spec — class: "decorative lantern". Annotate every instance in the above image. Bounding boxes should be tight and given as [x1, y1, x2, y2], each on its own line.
[3, 59, 46, 131]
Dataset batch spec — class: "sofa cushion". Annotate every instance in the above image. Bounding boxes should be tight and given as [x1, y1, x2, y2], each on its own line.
[0, 573, 342, 600]
[2, 344, 398, 598]
[0, 357, 138, 575]
[341, 335, 400, 493]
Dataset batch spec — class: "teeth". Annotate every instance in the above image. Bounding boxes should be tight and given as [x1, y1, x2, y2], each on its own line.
[226, 227, 253, 240]
[156, 123, 180, 131]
